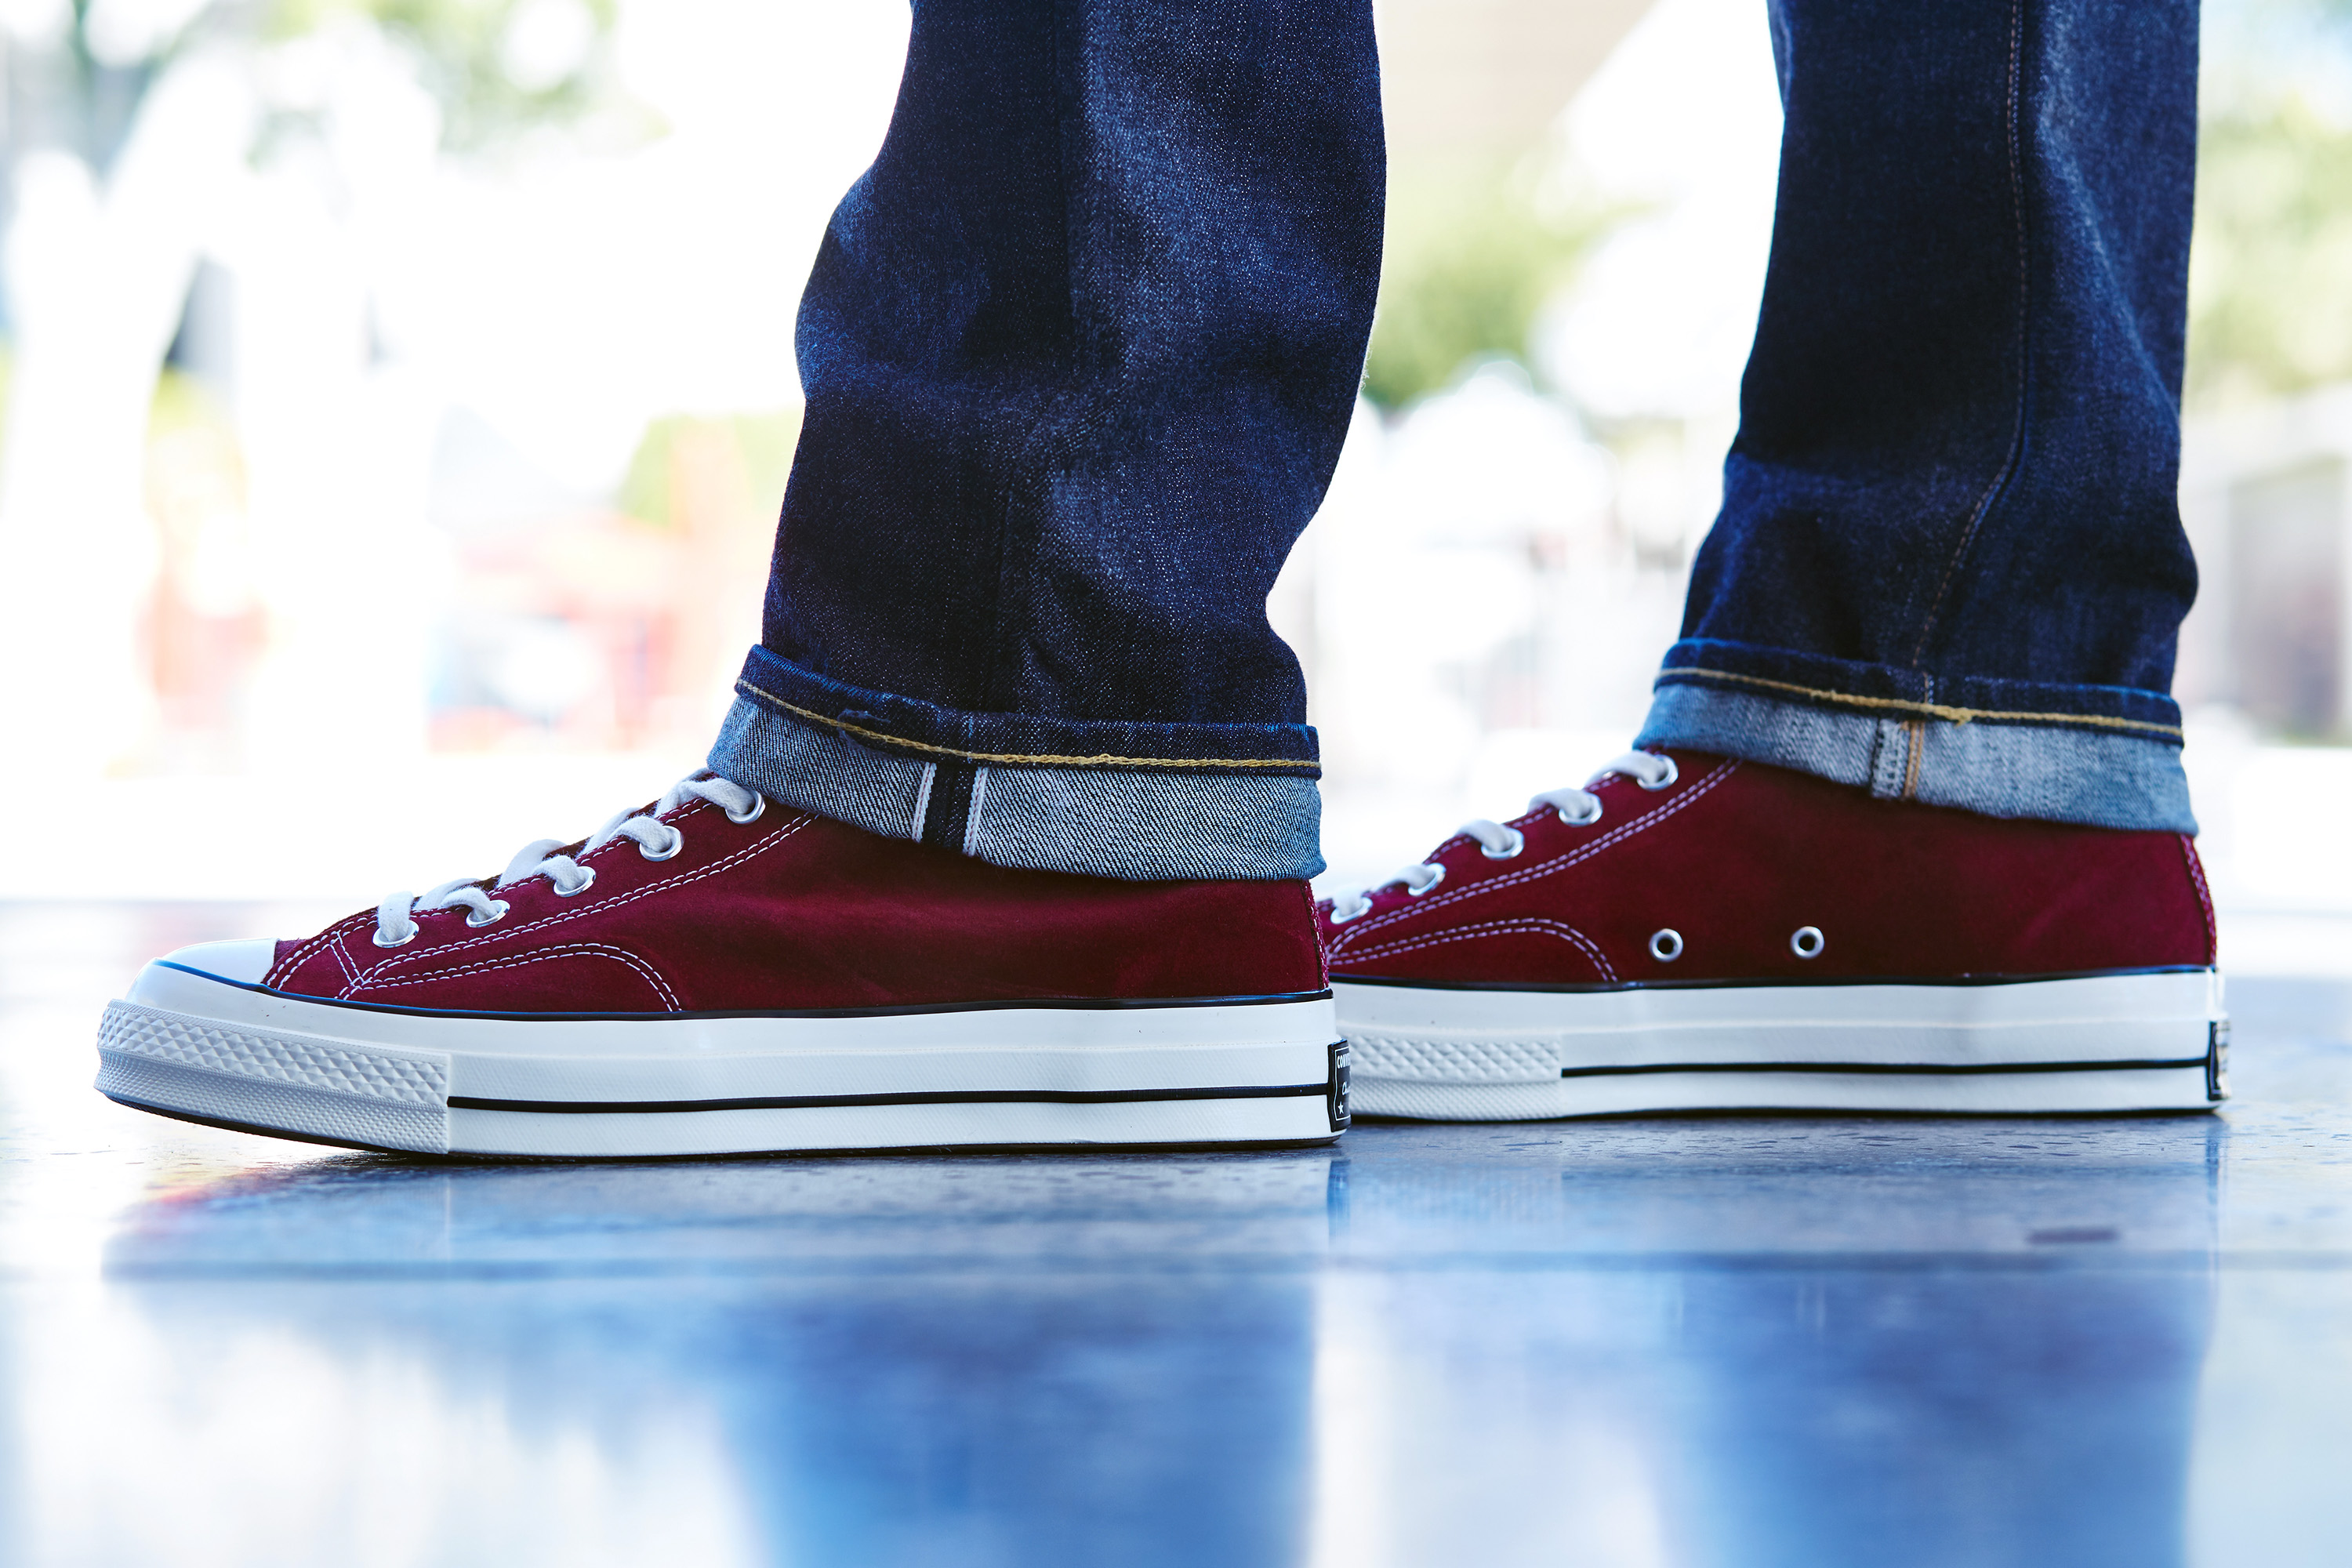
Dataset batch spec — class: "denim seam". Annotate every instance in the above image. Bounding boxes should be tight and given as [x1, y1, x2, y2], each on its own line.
[1639, 684, 2197, 832]
[963, 767, 991, 858]
[1660, 666, 2183, 739]
[1908, 0, 2034, 663]
[974, 0, 1082, 725]
[1865, 719, 1894, 799]
[710, 697, 1327, 878]
[737, 680, 1323, 769]
[910, 761, 938, 841]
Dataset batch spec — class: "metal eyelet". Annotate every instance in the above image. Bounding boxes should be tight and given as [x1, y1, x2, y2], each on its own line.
[554, 867, 597, 897]
[1406, 863, 1446, 896]
[1481, 827, 1526, 860]
[1649, 928, 1684, 962]
[372, 925, 417, 948]
[638, 826, 685, 862]
[1791, 925, 1824, 960]
[1557, 797, 1603, 828]
[1636, 755, 1680, 791]
[726, 794, 767, 825]
[1328, 899, 1369, 924]
[464, 900, 510, 928]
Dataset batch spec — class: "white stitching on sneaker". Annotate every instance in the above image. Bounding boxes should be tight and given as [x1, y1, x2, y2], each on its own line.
[353, 812, 810, 990]
[369, 772, 764, 948]
[350, 942, 684, 1011]
[2178, 834, 2217, 966]
[1336, 917, 1620, 985]
[1329, 758, 1740, 952]
[1327, 752, 1693, 927]
[270, 913, 372, 989]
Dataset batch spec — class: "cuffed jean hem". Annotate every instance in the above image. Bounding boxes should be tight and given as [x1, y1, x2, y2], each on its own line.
[731, 645, 1320, 775]
[709, 694, 1326, 881]
[1636, 681, 2197, 834]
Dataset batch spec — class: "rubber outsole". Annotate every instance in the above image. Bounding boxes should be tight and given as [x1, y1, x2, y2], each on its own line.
[1335, 968, 2228, 1119]
[95, 961, 1348, 1157]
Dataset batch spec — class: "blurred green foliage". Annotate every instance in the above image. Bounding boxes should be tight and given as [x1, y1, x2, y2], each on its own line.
[2187, 96, 2352, 408]
[267, 0, 621, 150]
[13, 0, 622, 168]
[148, 363, 223, 436]
[618, 409, 803, 531]
[1361, 162, 1620, 411]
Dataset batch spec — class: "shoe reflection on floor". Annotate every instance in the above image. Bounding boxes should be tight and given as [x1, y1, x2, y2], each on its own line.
[49, 1115, 2223, 1568]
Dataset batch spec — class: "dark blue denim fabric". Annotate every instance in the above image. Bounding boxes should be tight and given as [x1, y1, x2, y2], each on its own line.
[726, 0, 1380, 860]
[719, 0, 2205, 877]
[1639, 0, 2201, 832]
[733, 645, 1318, 777]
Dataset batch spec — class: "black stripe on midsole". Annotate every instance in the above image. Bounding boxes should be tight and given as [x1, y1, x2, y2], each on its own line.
[448, 1081, 1329, 1115]
[1555, 1056, 2210, 1080]
[1334, 966, 2210, 994]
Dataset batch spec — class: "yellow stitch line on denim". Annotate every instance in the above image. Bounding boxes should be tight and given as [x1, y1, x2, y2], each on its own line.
[739, 682, 1321, 770]
[1665, 666, 2183, 739]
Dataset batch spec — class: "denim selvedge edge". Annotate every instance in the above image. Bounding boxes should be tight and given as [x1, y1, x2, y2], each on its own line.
[710, 693, 1325, 882]
[1653, 638, 2188, 739]
[1635, 681, 2197, 834]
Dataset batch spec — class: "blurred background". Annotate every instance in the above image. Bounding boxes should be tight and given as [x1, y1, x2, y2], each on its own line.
[0, 0, 2347, 971]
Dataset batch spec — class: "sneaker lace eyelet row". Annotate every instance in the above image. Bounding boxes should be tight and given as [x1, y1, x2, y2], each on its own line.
[370, 771, 764, 948]
[1327, 750, 1676, 924]
[1641, 926, 1820, 964]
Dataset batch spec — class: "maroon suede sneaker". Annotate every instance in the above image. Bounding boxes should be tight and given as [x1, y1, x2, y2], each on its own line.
[96, 773, 1345, 1156]
[1320, 749, 2226, 1119]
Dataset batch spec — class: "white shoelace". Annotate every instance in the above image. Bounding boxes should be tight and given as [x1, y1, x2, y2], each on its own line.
[372, 771, 766, 948]
[1326, 750, 1678, 924]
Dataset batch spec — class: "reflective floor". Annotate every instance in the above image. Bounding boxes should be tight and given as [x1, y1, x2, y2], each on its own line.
[5, 905, 2351, 1567]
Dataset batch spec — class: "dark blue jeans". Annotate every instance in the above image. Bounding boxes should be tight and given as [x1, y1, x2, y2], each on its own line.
[710, 0, 2200, 880]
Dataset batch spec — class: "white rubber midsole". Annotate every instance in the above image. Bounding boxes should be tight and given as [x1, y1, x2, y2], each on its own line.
[1335, 969, 2227, 1118]
[96, 961, 1345, 1155]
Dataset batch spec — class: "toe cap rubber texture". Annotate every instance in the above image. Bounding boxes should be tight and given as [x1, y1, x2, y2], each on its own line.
[158, 938, 278, 986]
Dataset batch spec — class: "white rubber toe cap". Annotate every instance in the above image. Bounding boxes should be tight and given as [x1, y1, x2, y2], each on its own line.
[158, 938, 278, 986]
